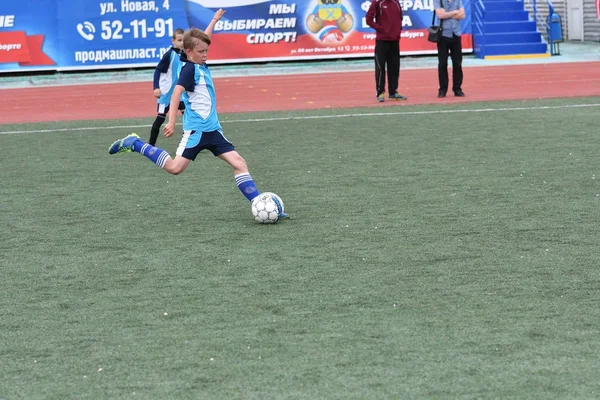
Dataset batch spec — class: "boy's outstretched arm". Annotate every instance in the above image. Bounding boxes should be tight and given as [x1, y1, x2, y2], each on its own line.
[164, 85, 185, 137]
[204, 8, 226, 38]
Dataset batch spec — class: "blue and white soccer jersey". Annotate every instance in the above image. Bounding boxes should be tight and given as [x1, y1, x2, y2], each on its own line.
[155, 47, 185, 114]
[175, 61, 234, 159]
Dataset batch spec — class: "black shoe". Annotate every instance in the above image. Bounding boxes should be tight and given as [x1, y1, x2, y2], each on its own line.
[389, 93, 408, 101]
[437, 90, 446, 98]
[454, 89, 465, 97]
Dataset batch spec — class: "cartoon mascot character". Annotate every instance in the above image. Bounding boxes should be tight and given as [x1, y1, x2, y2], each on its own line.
[306, 0, 354, 43]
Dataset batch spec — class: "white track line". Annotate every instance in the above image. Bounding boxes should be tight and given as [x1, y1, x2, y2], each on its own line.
[1, 103, 599, 135]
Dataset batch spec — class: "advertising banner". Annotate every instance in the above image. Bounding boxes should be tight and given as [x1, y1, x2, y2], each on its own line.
[191, 0, 472, 63]
[0, 0, 472, 73]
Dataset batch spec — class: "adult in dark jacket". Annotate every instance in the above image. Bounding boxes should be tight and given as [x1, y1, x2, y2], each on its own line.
[366, 0, 407, 102]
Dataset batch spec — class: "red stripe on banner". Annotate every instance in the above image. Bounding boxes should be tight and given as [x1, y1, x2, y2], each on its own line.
[19, 35, 55, 66]
[597, 0, 600, 19]
[0, 31, 55, 66]
[0, 31, 31, 64]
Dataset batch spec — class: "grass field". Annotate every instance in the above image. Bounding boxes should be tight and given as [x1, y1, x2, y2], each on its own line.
[2, 97, 600, 399]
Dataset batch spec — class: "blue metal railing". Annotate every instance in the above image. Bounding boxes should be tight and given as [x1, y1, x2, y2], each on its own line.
[473, 0, 486, 56]
[525, 0, 551, 42]
[524, 0, 562, 55]
[473, 0, 485, 37]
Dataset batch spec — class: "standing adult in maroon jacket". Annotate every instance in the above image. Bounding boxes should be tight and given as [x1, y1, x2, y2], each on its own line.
[366, 0, 407, 102]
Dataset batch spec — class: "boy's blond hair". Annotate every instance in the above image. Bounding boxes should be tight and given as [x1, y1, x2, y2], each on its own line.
[183, 28, 211, 50]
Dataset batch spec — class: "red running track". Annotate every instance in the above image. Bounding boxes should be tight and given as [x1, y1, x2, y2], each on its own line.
[1, 62, 599, 125]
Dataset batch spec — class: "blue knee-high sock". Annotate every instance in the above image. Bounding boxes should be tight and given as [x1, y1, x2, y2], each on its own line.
[132, 140, 170, 168]
[235, 173, 260, 201]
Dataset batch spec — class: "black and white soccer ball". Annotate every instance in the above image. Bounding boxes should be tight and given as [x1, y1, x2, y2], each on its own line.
[251, 192, 284, 224]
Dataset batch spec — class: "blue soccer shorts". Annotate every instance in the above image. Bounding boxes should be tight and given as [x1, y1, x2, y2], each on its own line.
[176, 129, 235, 159]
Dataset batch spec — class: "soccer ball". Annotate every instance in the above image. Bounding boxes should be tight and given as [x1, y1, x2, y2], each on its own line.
[251, 192, 284, 224]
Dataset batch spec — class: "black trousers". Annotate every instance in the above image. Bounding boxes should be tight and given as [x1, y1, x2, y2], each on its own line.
[374, 40, 400, 96]
[437, 34, 463, 93]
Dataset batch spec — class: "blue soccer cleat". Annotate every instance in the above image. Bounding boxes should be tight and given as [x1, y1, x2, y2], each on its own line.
[279, 212, 289, 220]
[108, 133, 140, 155]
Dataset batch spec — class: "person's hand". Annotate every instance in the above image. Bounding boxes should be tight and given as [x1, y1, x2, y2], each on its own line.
[213, 9, 226, 21]
[163, 122, 175, 137]
[153, 88, 161, 98]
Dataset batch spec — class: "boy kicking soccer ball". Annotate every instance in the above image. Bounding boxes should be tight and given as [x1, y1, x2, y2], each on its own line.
[108, 10, 287, 219]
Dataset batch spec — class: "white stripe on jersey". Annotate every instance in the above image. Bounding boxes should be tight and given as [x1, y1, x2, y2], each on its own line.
[188, 69, 212, 119]
[159, 66, 173, 95]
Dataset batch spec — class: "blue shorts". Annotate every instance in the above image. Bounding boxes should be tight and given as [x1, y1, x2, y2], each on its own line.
[157, 101, 185, 115]
[176, 130, 235, 159]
